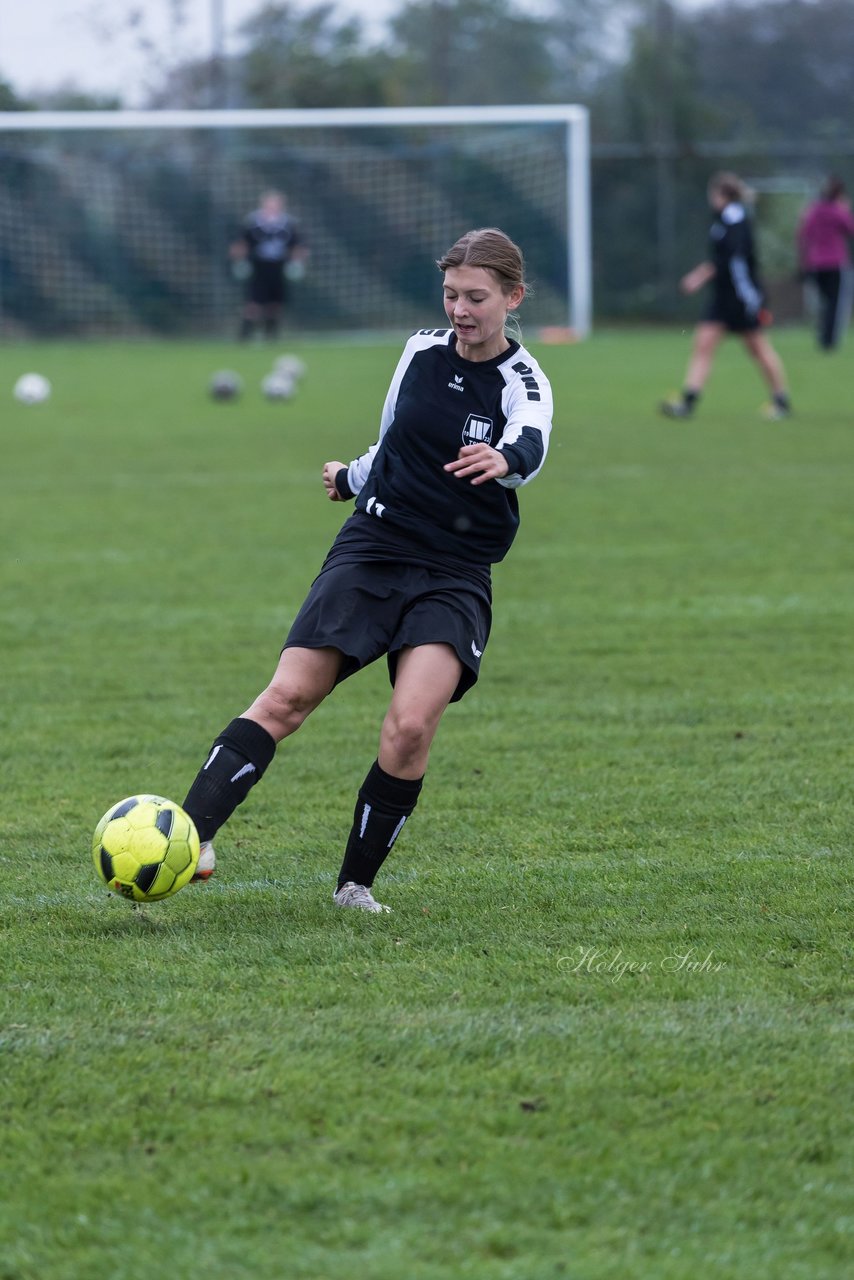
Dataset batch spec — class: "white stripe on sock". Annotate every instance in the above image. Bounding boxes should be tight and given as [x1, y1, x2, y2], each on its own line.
[387, 815, 407, 848]
[230, 763, 256, 784]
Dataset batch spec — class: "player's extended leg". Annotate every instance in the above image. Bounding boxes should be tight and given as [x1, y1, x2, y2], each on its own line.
[379, 643, 463, 778]
[683, 322, 724, 395]
[243, 646, 343, 741]
[182, 646, 342, 865]
[741, 331, 791, 419]
[333, 643, 463, 912]
[661, 322, 723, 417]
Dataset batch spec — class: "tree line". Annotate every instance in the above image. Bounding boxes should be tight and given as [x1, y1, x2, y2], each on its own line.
[2, 0, 854, 151]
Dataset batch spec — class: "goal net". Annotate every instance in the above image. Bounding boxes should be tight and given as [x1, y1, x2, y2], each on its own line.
[0, 106, 590, 339]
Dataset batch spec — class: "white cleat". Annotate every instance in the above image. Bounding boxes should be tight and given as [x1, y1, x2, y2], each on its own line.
[332, 881, 391, 913]
[192, 840, 216, 881]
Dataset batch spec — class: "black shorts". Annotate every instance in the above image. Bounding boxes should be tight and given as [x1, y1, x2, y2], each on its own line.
[703, 293, 761, 333]
[248, 263, 287, 307]
[284, 549, 492, 702]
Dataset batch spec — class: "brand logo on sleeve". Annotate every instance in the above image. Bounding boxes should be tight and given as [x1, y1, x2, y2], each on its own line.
[511, 360, 541, 402]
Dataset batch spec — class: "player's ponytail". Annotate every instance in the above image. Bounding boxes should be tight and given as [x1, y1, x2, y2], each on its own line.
[708, 171, 754, 208]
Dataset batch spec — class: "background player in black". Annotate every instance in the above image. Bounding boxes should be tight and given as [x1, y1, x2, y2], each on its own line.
[181, 228, 552, 912]
[230, 190, 308, 341]
[660, 172, 791, 421]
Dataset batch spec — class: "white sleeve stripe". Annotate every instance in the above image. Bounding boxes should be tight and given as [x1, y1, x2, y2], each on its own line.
[496, 346, 553, 487]
[729, 256, 761, 312]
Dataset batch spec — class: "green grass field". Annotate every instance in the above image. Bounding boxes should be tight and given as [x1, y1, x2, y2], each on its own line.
[1, 327, 852, 1279]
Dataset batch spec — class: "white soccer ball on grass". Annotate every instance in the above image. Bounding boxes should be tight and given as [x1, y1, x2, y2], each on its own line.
[14, 372, 52, 404]
[261, 371, 297, 401]
[209, 369, 243, 401]
[274, 353, 306, 381]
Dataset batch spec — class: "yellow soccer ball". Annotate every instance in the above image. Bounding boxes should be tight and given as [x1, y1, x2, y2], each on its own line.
[92, 795, 200, 903]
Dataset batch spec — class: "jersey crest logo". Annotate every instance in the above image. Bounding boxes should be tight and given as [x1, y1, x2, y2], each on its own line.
[448, 374, 464, 393]
[462, 414, 493, 446]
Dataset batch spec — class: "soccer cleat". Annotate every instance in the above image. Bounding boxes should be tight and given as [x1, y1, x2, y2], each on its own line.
[332, 881, 391, 913]
[659, 398, 693, 419]
[761, 401, 791, 421]
[192, 840, 216, 881]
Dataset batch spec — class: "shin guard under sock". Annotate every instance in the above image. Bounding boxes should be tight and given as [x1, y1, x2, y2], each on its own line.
[337, 760, 423, 889]
[183, 717, 276, 843]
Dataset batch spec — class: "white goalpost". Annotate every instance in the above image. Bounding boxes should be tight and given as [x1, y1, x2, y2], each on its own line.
[0, 105, 591, 339]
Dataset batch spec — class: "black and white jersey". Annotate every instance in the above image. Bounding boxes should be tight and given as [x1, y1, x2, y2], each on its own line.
[709, 202, 763, 316]
[339, 329, 552, 565]
[241, 211, 302, 265]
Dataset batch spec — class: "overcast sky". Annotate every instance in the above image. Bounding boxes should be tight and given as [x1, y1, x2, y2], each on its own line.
[0, 0, 405, 102]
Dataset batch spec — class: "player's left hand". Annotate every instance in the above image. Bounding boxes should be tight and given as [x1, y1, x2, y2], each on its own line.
[444, 444, 509, 486]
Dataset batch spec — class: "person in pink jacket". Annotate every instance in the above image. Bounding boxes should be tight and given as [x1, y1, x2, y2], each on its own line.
[797, 176, 854, 350]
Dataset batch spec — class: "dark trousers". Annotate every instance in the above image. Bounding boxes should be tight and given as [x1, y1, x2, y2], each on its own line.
[811, 269, 849, 349]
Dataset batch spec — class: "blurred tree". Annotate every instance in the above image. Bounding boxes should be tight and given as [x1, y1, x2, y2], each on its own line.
[81, 0, 192, 103]
[236, 2, 392, 108]
[30, 86, 123, 110]
[595, 1, 716, 146]
[385, 0, 552, 106]
[543, 0, 637, 100]
[690, 0, 854, 141]
[5, 0, 849, 134]
[0, 78, 32, 111]
[588, 2, 717, 316]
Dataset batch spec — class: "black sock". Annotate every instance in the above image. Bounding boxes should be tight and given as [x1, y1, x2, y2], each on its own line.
[683, 388, 699, 410]
[183, 717, 276, 843]
[337, 761, 424, 889]
[263, 315, 280, 339]
[239, 317, 255, 341]
[774, 391, 790, 410]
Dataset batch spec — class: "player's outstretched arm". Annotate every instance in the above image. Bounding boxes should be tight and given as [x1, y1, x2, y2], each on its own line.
[680, 261, 716, 294]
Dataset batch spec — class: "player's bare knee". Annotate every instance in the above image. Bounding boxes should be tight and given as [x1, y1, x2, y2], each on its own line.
[251, 681, 319, 737]
[382, 711, 433, 771]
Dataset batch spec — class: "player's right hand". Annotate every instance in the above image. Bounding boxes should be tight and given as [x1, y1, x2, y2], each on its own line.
[322, 461, 346, 501]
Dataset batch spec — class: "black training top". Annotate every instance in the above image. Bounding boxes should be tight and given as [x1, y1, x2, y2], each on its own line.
[708, 202, 764, 316]
[241, 210, 303, 265]
[335, 329, 553, 566]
